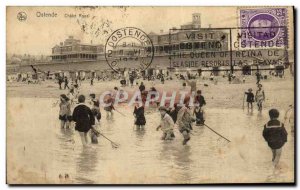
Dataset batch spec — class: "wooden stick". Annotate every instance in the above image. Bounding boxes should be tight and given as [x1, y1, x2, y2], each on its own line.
[203, 123, 231, 143]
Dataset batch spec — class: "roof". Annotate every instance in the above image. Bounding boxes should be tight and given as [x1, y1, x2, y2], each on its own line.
[148, 31, 157, 36]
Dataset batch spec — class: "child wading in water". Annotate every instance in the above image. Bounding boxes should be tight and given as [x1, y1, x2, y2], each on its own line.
[72, 95, 96, 146]
[156, 106, 175, 140]
[245, 88, 255, 111]
[89, 93, 101, 124]
[133, 103, 146, 130]
[193, 105, 205, 126]
[68, 88, 76, 106]
[176, 102, 193, 145]
[263, 109, 288, 168]
[255, 84, 265, 112]
[58, 94, 72, 129]
[104, 93, 114, 119]
[284, 104, 294, 133]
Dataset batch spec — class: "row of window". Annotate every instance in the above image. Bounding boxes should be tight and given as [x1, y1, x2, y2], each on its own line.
[52, 45, 101, 54]
[52, 54, 97, 60]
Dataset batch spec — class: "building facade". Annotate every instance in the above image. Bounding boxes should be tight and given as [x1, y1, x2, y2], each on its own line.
[50, 36, 104, 62]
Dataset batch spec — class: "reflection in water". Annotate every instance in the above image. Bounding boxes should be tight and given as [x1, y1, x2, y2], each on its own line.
[159, 142, 193, 183]
[7, 98, 294, 184]
[135, 127, 146, 140]
[247, 109, 254, 116]
[75, 147, 98, 184]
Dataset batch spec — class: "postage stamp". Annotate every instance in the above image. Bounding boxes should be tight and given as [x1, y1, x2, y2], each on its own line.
[240, 8, 288, 47]
[105, 27, 154, 73]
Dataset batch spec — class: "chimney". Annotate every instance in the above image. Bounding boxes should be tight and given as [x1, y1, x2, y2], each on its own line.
[160, 30, 164, 34]
[60, 42, 63, 46]
[208, 24, 212, 28]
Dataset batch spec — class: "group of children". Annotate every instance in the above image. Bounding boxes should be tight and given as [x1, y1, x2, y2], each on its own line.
[244, 83, 265, 112]
[57, 89, 116, 145]
[243, 83, 291, 168]
[55, 77, 292, 168]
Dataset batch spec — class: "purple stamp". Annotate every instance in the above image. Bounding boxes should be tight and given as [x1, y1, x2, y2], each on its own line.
[240, 8, 288, 47]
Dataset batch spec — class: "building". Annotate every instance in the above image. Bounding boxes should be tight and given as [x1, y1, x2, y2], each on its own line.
[111, 13, 229, 58]
[50, 36, 104, 62]
[147, 13, 229, 56]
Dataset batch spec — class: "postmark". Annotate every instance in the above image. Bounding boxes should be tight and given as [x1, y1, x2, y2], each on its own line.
[168, 26, 289, 72]
[240, 8, 288, 47]
[104, 27, 154, 73]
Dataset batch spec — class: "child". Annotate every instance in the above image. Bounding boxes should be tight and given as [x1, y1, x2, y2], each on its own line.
[245, 88, 255, 110]
[58, 94, 72, 129]
[112, 87, 119, 99]
[68, 88, 76, 106]
[195, 90, 206, 108]
[104, 93, 114, 118]
[255, 84, 265, 112]
[161, 75, 165, 84]
[72, 95, 96, 146]
[89, 93, 101, 123]
[133, 103, 146, 130]
[90, 77, 94, 86]
[284, 105, 294, 133]
[193, 105, 205, 126]
[156, 106, 175, 140]
[242, 76, 246, 83]
[263, 109, 288, 168]
[168, 103, 178, 123]
[176, 103, 193, 145]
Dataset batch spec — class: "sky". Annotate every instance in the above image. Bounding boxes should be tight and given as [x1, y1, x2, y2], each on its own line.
[6, 6, 293, 55]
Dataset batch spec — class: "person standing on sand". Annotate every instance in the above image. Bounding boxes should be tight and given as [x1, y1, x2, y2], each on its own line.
[58, 76, 63, 90]
[245, 88, 255, 111]
[90, 77, 94, 86]
[256, 72, 261, 84]
[161, 75, 165, 84]
[185, 78, 197, 93]
[255, 84, 265, 112]
[263, 109, 288, 168]
[58, 94, 72, 129]
[228, 73, 232, 84]
[72, 95, 96, 146]
[139, 82, 145, 93]
[129, 75, 134, 87]
[64, 76, 69, 90]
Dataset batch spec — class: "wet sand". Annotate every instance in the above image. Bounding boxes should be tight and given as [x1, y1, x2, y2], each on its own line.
[7, 75, 294, 110]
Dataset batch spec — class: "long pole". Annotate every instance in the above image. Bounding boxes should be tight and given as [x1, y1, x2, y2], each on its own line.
[203, 124, 231, 143]
[99, 132, 116, 144]
[113, 108, 126, 117]
[243, 93, 245, 110]
[229, 29, 233, 74]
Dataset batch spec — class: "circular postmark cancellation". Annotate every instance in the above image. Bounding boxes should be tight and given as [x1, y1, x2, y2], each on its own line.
[105, 27, 154, 73]
[247, 13, 280, 41]
[17, 12, 27, 22]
